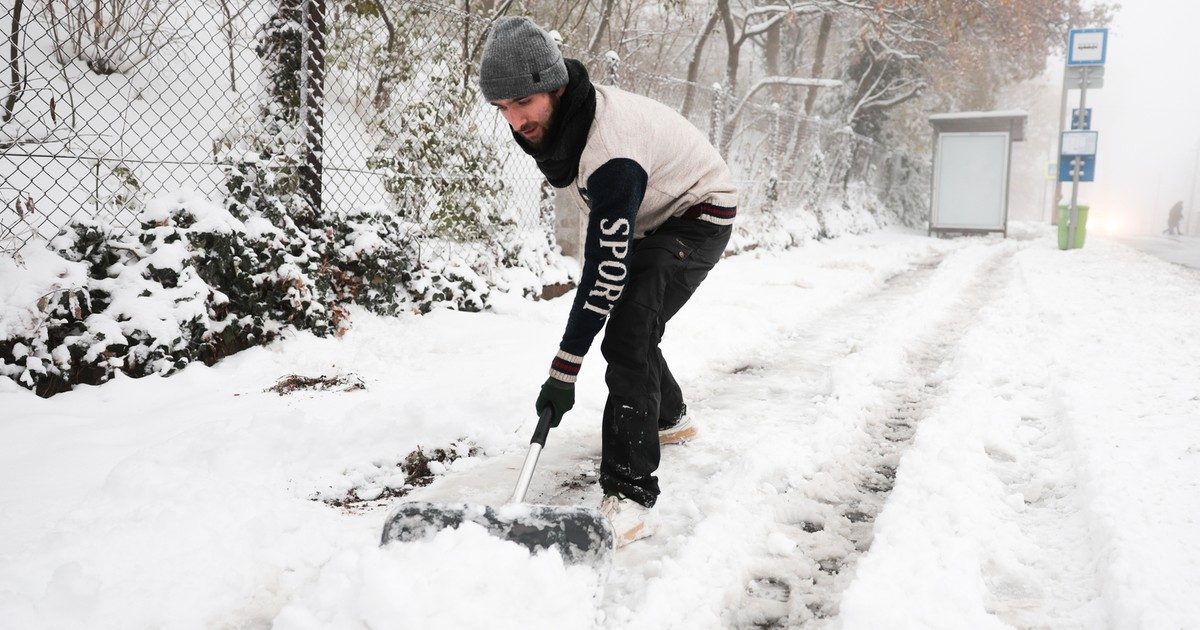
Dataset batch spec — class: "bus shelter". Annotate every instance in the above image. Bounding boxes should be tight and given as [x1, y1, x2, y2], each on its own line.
[927, 111, 1027, 237]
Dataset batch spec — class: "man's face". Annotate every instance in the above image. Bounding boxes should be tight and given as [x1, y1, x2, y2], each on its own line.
[491, 87, 564, 150]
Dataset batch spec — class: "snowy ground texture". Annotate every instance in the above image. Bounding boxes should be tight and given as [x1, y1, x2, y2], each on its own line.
[2, 223, 1199, 629]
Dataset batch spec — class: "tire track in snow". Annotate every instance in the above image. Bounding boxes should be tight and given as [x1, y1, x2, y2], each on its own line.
[832, 248, 1108, 629]
[535, 242, 1016, 628]
[719, 246, 1014, 628]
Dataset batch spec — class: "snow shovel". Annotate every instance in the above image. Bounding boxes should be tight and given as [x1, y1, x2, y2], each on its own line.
[380, 408, 615, 566]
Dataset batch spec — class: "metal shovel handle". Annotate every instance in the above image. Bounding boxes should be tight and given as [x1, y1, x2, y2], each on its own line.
[508, 407, 556, 504]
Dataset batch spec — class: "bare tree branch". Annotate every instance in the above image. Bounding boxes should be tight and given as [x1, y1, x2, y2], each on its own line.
[3, 0, 26, 124]
[726, 74, 842, 131]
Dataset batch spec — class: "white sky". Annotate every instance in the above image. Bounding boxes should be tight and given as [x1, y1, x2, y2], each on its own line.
[1073, 0, 1200, 234]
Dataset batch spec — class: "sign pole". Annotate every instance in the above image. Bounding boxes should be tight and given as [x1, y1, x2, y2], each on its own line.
[1067, 67, 1090, 249]
[1061, 27, 1107, 249]
[1053, 65, 1069, 225]
[1186, 138, 1200, 236]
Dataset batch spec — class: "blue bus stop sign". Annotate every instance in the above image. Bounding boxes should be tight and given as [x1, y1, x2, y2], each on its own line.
[1068, 29, 1108, 66]
[1071, 108, 1092, 130]
[1059, 156, 1096, 182]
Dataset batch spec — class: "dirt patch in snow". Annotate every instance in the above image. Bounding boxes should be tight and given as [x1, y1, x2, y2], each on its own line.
[266, 373, 366, 395]
[316, 441, 482, 510]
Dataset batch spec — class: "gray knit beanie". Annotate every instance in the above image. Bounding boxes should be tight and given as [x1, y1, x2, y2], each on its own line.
[478, 17, 568, 101]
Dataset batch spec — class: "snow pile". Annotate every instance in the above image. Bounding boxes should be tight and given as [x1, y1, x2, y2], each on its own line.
[274, 526, 602, 630]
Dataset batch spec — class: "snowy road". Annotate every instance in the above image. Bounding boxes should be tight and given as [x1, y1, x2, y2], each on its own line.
[3, 226, 1199, 629]
[1115, 234, 1200, 271]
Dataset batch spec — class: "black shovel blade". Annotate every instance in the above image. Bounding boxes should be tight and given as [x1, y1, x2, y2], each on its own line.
[380, 501, 614, 566]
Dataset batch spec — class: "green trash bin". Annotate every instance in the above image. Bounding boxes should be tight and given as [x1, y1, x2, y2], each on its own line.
[1058, 204, 1089, 250]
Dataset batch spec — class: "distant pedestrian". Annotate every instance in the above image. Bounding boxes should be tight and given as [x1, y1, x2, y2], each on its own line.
[1164, 201, 1183, 236]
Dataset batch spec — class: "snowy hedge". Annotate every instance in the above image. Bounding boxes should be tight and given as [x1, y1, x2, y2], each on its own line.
[0, 191, 571, 397]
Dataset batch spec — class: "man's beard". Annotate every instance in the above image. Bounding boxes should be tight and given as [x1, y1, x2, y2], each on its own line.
[524, 91, 562, 151]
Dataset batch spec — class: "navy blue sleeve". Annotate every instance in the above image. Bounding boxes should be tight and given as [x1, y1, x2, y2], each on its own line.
[548, 158, 647, 383]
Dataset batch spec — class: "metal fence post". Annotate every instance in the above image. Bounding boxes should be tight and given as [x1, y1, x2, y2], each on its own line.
[299, 0, 326, 217]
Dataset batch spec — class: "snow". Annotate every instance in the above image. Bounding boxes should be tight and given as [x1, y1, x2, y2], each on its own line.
[0, 246, 88, 339]
[1116, 234, 1200, 270]
[274, 525, 602, 630]
[2, 224, 1199, 627]
[928, 110, 1030, 121]
[838, 233, 1200, 628]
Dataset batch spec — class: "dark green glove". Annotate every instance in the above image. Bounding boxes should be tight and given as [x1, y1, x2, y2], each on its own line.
[535, 377, 575, 427]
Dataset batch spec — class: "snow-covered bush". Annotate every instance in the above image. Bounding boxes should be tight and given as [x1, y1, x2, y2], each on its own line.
[328, 208, 411, 315]
[366, 62, 509, 242]
[403, 253, 491, 314]
[0, 200, 246, 395]
[878, 154, 929, 230]
[328, 206, 493, 315]
[0, 186, 503, 396]
[1, 221, 132, 393]
[213, 0, 337, 333]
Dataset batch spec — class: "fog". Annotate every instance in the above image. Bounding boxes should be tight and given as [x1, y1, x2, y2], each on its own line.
[1058, 0, 1200, 236]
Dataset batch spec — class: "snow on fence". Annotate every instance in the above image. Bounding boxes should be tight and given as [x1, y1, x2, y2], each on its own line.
[0, 0, 897, 258]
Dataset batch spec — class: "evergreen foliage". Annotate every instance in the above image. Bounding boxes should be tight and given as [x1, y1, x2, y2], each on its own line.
[365, 39, 508, 242]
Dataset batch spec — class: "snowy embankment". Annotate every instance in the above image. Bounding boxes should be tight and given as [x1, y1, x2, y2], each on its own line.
[1, 225, 1198, 628]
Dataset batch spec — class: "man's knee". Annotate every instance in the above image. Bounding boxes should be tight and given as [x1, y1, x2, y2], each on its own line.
[602, 301, 657, 363]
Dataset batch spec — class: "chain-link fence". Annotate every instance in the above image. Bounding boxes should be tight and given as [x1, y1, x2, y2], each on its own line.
[0, 0, 274, 254]
[1, 0, 899, 257]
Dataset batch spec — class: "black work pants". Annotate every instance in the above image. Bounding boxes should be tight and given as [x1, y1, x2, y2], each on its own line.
[598, 216, 731, 507]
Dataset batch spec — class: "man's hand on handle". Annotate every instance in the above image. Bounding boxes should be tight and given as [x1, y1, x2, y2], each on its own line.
[536, 377, 575, 427]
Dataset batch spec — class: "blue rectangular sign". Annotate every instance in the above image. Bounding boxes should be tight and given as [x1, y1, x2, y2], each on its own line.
[1068, 28, 1108, 66]
[1059, 156, 1096, 182]
[1071, 108, 1092, 130]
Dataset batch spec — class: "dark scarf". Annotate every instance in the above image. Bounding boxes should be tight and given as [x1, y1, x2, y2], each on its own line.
[514, 58, 596, 188]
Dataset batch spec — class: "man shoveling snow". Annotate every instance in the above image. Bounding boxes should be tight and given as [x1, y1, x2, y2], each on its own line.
[479, 16, 737, 547]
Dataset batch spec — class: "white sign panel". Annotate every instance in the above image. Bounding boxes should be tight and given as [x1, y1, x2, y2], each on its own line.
[1065, 65, 1104, 89]
[1068, 28, 1108, 66]
[1061, 130, 1099, 157]
[931, 132, 1010, 231]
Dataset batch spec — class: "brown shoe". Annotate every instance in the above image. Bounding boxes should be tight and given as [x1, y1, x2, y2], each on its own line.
[599, 494, 656, 547]
[658, 415, 698, 445]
